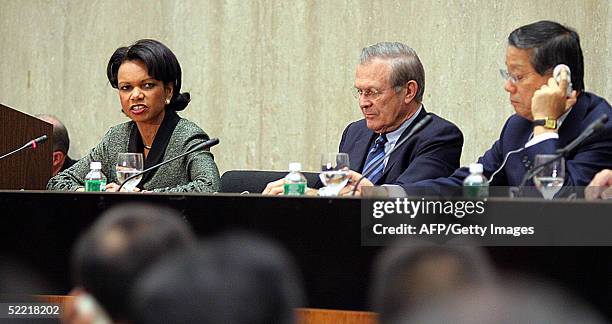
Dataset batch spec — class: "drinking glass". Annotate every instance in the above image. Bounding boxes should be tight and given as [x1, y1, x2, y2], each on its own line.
[533, 154, 565, 200]
[319, 153, 350, 196]
[116, 153, 144, 192]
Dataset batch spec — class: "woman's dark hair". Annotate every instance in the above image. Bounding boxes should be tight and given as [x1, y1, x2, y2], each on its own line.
[508, 20, 584, 91]
[107, 39, 190, 111]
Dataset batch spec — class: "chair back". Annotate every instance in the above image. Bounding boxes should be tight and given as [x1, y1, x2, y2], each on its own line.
[220, 170, 320, 193]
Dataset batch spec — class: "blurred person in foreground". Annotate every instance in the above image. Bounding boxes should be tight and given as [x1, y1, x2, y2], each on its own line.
[47, 39, 220, 193]
[349, 21, 612, 196]
[393, 278, 605, 324]
[263, 42, 463, 195]
[370, 241, 495, 323]
[37, 114, 77, 176]
[130, 232, 305, 324]
[63, 203, 196, 324]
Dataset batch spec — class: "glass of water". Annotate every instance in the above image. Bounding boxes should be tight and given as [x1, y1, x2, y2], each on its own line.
[319, 153, 350, 196]
[533, 154, 565, 200]
[116, 153, 144, 192]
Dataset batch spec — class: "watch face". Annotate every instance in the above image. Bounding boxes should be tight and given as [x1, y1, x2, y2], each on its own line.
[534, 118, 557, 129]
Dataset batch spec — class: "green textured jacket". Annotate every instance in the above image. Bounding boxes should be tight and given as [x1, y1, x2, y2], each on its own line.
[47, 118, 220, 193]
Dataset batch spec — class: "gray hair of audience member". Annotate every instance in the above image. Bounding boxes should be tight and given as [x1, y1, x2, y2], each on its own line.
[369, 240, 495, 323]
[72, 203, 195, 322]
[359, 42, 425, 103]
[393, 278, 606, 324]
[36, 114, 69, 154]
[130, 232, 305, 324]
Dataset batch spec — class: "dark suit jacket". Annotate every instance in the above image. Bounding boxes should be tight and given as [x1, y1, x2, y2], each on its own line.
[411, 92, 612, 191]
[339, 107, 464, 187]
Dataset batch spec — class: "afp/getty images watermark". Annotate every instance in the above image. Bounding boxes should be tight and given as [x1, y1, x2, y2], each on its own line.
[360, 197, 612, 246]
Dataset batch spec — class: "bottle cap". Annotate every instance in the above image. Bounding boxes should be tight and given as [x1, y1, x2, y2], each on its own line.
[288, 162, 302, 172]
[469, 163, 483, 174]
[90, 161, 102, 169]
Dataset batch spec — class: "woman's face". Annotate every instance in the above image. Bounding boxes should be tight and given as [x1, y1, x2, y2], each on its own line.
[117, 60, 173, 125]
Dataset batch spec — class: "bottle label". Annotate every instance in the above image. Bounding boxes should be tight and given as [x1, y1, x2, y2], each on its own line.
[85, 180, 106, 192]
[284, 183, 305, 196]
[463, 185, 489, 198]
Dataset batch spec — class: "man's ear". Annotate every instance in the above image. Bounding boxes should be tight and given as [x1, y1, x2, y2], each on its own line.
[52, 151, 65, 168]
[404, 80, 418, 104]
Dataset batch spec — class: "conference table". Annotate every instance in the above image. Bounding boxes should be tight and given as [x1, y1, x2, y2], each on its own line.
[0, 191, 610, 320]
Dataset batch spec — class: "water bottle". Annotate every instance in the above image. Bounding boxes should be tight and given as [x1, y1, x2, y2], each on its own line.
[85, 161, 107, 192]
[463, 163, 489, 198]
[283, 162, 307, 196]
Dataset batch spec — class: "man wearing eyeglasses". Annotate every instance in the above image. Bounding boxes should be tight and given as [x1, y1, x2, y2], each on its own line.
[349, 21, 612, 196]
[264, 42, 463, 195]
[341, 42, 463, 185]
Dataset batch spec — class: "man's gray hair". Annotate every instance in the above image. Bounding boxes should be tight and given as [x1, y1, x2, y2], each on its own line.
[360, 42, 425, 102]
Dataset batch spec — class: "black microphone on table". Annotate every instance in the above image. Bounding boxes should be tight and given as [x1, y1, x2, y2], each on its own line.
[517, 113, 609, 189]
[117, 137, 220, 192]
[0, 135, 48, 161]
[351, 115, 433, 196]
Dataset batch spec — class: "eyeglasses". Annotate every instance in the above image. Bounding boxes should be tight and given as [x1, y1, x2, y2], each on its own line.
[352, 87, 394, 100]
[499, 69, 535, 84]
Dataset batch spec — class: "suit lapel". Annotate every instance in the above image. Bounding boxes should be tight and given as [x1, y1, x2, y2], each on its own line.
[352, 130, 376, 172]
[557, 93, 588, 147]
[379, 107, 428, 181]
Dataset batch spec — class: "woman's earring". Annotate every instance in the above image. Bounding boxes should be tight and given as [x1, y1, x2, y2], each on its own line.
[165, 98, 170, 104]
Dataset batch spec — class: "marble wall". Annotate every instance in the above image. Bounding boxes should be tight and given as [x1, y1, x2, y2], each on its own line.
[1, 0, 610, 174]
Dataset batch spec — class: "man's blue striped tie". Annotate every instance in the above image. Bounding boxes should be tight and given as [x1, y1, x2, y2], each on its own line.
[363, 134, 388, 184]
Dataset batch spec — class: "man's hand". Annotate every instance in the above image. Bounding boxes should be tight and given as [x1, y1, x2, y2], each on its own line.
[531, 68, 577, 133]
[585, 169, 612, 200]
[338, 170, 374, 197]
[105, 183, 141, 192]
[262, 179, 319, 196]
[262, 179, 285, 195]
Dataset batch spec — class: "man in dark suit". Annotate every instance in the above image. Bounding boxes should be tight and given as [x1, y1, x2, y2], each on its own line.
[263, 42, 463, 195]
[341, 42, 463, 187]
[351, 21, 612, 196]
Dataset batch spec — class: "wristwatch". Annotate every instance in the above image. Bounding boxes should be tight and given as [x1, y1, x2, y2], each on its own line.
[532, 117, 557, 129]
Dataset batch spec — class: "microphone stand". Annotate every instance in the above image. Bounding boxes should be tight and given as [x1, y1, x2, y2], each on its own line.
[117, 138, 219, 192]
[516, 114, 608, 195]
[0, 135, 48, 161]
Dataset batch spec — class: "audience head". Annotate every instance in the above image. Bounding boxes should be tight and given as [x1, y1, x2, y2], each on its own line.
[131, 231, 305, 324]
[107, 39, 190, 112]
[504, 20, 583, 120]
[394, 278, 605, 324]
[0, 256, 54, 297]
[36, 114, 70, 176]
[72, 203, 195, 321]
[355, 42, 425, 133]
[370, 241, 494, 323]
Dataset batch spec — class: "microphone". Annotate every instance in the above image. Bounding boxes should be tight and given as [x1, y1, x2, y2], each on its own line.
[351, 115, 433, 195]
[518, 113, 609, 189]
[553, 64, 572, 97]
[117, 137, 220, 192]
[556, 114, 608, 156]
[0, 135, 48, 161]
